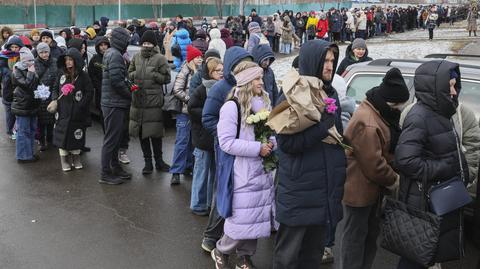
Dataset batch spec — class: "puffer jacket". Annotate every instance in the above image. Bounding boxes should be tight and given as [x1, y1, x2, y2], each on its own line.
[11, 67, 39, 116]
[316, 19, 329, 39]
[128, 46, 171, 139]
[88, 36, 109, 110]
[1, 36, 23, 104]
[395, 60, 466, 263]
[336, 43, 373, 75]
[251, 44, 278, 105]
[276, 40, 346, 227]
[101, 27, 131, 109]
[171, 29, 192, 71]
[35, 56, 57, 124]
[208, 29, 226, 60]
[188, 79, 215, 151]
[173, 62, 195, 114]
[191, 30, 209, 54]
[280, 17, 293, 44]
[53, 48, 93, 150]
[220, 28, 234, 49]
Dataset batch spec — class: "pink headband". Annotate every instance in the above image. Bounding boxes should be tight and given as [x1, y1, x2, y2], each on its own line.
[234, 66, 263, 87]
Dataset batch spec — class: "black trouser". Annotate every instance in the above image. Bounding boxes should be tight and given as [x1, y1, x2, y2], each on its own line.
[273, 34, 280, 53]
[203, 141, 224, 244]
[340, 202, 381, 269]
[101, 106, 129, 175]
[273, 224, 325, 269]
[140, 136, 163, 161]
[38, 122, 53, 145]
[428, 28, 434, 40]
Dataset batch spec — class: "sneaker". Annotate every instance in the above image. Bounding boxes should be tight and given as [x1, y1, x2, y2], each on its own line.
[11, 133, 16, 140]
[321, 247, 334, 264]
[211, 248, 229, 269]
[112, 166, 132, 180]
[191, 209, 209, 216]
[155, 159, 171, 172]
[72, 154, 83, 170]
[236, 255, 255, 269]
[60, 155, 71, 171]
[201, 239, 215, 253]
[118, 150, 130, 164]
[170, 173, 180, 185]
[99, 174, 125, 185]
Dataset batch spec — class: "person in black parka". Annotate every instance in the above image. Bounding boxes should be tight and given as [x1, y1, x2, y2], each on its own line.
[336, 38, 372, 76]
[53, 48, 93, 172]
[35, 42, 57, 151]
[273, 40, 346, 269]
[395, 60, 468, 269]
[88, 36, 110, 132]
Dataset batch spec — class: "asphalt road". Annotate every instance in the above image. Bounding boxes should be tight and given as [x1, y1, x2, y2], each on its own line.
[0, 113, 479, 268]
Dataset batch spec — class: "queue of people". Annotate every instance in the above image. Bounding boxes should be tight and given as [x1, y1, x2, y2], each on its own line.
[0, 7, 479, 269]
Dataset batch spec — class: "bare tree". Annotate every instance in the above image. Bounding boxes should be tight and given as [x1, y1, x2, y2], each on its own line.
[216, 0, 224, 19]
[239, 0, 248, 16]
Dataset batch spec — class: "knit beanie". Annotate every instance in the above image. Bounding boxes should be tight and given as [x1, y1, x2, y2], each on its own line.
[40, 30, 53, 40]
[204, 48, 220, 60]
[248, 22, 261, 33]
[378, 68, 410, 103]
[187, 45, 203, 63]
[19, 47, 34, 64]
[140, 30, 157, 46]
[36, 42, 50, 54]
[85, 27, 97, 39]
[352, 38, 367, 50]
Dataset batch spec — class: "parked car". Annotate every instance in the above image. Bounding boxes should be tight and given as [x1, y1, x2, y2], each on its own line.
[341, 54, 480, 221]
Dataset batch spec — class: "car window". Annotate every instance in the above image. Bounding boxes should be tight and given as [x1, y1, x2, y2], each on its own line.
[459, 80, 480, 117]
[346, 74, 414, 103]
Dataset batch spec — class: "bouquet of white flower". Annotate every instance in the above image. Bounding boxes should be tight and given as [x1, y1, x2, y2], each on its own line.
[246, 110, 278, 172]
[34, 84, 51, 100]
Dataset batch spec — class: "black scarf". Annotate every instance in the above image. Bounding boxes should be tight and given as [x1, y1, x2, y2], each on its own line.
[366, 87, 402, 153]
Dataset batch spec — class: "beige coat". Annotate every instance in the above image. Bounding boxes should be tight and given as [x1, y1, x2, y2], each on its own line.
[163, 29, 176, 62]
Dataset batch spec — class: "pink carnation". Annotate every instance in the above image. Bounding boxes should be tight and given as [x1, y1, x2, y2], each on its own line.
[324, 97, 336, 105]
[61, 83, 75, 96]
[326, 104, 338, 114]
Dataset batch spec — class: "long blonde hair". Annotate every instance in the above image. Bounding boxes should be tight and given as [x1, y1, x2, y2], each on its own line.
[227, 61, 271, 125]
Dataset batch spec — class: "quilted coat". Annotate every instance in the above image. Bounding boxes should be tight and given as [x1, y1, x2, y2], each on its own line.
[217, 96, 275, 240]
[171, 29, 192, 71]
[275, 40, 346, 227]
[395, 60, 467, 263]
[208, 29, 226, 60]
[128, 46, 171, 139]
[173, 62, 195, 114]
[35, 56, 57, 124]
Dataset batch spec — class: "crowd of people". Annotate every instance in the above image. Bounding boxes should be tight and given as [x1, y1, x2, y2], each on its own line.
[0, 3, 479, 269]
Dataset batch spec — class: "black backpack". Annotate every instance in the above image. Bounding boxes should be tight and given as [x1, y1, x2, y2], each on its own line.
[171, 37, 182, 59]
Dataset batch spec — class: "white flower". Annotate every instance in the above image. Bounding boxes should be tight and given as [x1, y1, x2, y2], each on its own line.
[252, 114, 261, 123]
[246, 117, 254, 125]
[34, 84, 51, 100]
[258, 110, 269, 120]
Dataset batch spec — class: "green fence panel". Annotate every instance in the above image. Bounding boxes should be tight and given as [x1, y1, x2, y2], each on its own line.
[76, 6, 95, 27]
[45, 6, 72, 27]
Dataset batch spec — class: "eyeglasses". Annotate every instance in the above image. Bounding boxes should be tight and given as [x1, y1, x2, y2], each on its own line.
[213, 69, 223, 73]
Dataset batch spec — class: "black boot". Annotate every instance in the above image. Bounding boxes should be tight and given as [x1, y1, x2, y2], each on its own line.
[142, 158, 153, 175]
[155, 159, 171, 172]
[170, 173, 180, 185]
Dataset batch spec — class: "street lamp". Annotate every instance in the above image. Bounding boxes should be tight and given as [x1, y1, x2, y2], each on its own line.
[34, 0, 37, 28]
[118, 0, 121, 22]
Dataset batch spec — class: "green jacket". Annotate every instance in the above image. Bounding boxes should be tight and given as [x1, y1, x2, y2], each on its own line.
[128, 46, 171, 139]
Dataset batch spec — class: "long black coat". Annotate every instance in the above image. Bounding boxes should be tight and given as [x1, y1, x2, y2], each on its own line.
[88, 37, 109, 110]
[276, 40, 346, 227]
[35, 56, 58, 124]
[395, 60, 467, 263]
[188, 80, 214, 152]
[11, 67, 39, 116]
[53, 48, 93, 150]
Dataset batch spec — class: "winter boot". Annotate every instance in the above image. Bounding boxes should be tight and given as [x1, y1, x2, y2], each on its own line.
[61, 155, 72, 172]
[155, 159, 171, 172]
[72, 154, 83, 169]
[170, 173, 180, 185]
[142, 158, 153, 175]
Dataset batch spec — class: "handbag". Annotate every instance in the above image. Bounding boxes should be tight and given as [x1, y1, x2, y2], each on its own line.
[47, 93, 63, 113]
[162, 73, 189, 114]
[216, 98, 241, 219]
[381, 173, 441, 267]
[429, 125, 472, 216]
[171, 37, 182, 59]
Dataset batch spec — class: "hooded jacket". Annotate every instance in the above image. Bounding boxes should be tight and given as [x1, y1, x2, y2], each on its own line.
[11, 64, 39, 116]
[1, 36, 24, 104]
[276, 40, 346, 227]
[251, 44, 279, 105]
[101, 28, 131, 108]
[53, 48, 93, 150]
[202, 47, 252, 137]
[220, 28, 234, 49]
[395, 60, 466, 262]
[191, 30, 209, 54]
[88, 36, 110, 109]
[59, 28, 72, 42]
[208, 29, 226, 60]
[35, 55, 58, 124]
[336, 43, 372, 75]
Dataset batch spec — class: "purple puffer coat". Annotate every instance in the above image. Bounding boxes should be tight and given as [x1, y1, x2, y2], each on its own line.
[217, 96, 275, 240]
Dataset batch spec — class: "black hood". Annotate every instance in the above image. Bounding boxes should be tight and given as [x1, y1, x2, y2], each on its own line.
[59, 28, 72, 41]
[345, 43, 369, 61]
[252, 44, 275, 67]
[110, 27, 130, 53]
[57, 48, 84, 73]
[95, 36, 110, 55]
[414, 60, 461, 118]
[299, 40, 339, 85]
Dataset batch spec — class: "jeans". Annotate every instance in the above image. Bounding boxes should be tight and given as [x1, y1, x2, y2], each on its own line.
[375, 22, 382, 35]
[169, 113, 193, 174]
[101, 106, 129, 175]
[267, 35, 275, 49]
[339, 203, 381, 269]
[190, 148, 215, 212]
[273, 224, 325, 269]
[281, 43, 291, 54]
[3, 103, 15, 135]
[16, 116, 37, 160]
[357, 30, 366, 39]
[397, 258, 426, 269]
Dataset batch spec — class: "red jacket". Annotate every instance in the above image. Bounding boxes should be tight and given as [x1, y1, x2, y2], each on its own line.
[316, 19, 329, 38]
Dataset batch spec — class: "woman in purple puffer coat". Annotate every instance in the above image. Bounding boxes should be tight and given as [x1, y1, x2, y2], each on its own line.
[211, 61, 276, 269]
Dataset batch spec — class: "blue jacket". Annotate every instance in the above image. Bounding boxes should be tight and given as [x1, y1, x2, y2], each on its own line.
[171, 29, 192, 71]
[251, 44, 279, 106]
[202, 47, 252, 137]
[276, 40, 346, 227]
